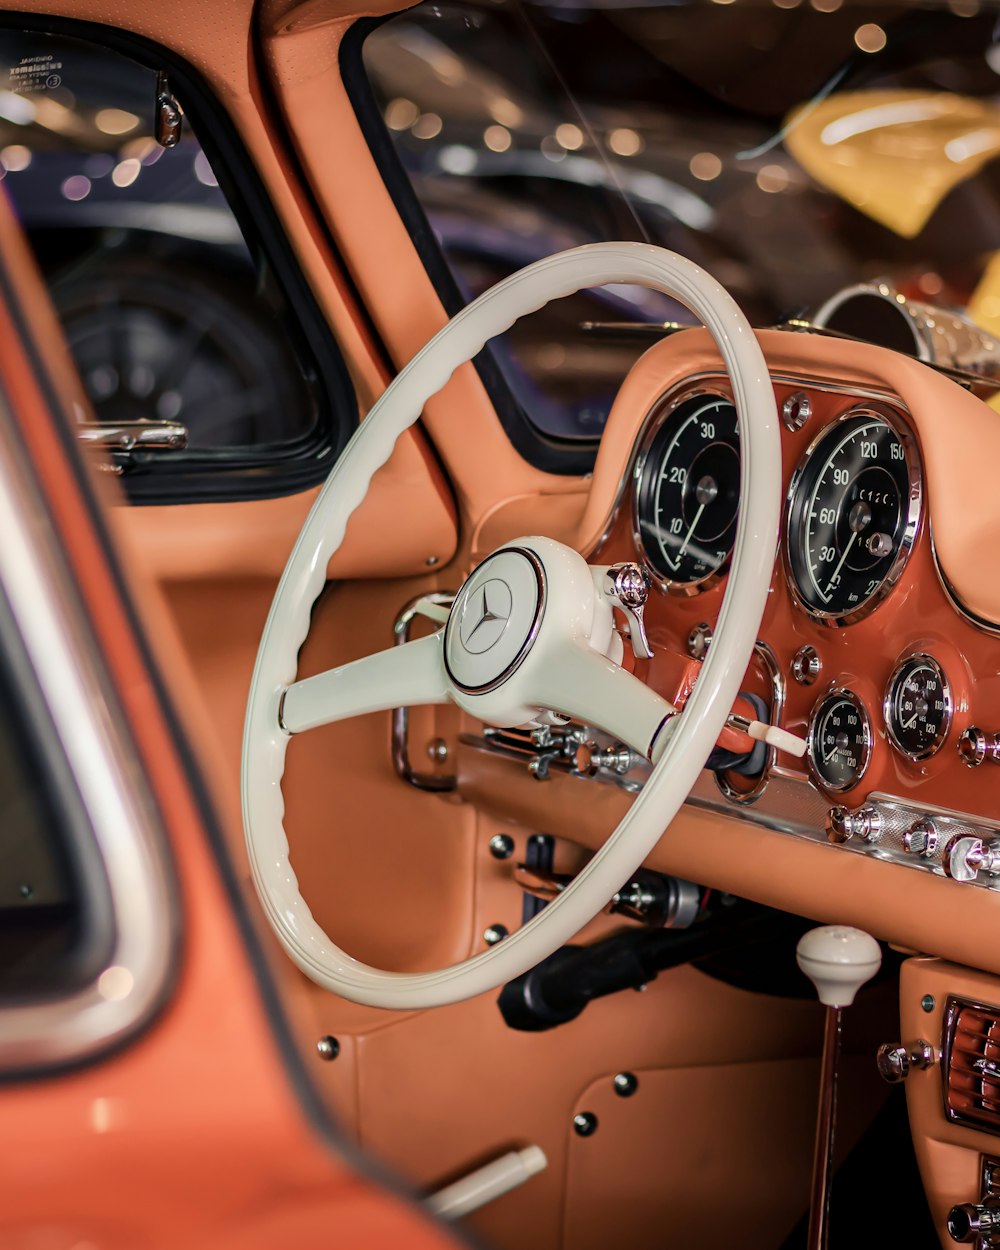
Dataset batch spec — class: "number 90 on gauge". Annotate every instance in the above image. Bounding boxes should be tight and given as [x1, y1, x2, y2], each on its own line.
[786, 411, 920, 624]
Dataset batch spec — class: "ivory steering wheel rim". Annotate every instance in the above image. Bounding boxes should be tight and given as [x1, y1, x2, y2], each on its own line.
[241, 242, 780, 1010]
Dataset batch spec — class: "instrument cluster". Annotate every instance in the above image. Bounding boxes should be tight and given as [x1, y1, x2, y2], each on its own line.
[633, 386, 922, 626]
[628, 376, 965, 804]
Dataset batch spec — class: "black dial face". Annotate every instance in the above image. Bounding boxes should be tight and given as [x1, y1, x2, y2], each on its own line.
[787, 412, 918, 621]
[885, 655, 951, 760]
[635, 394, 741, 588]
[808, 690, 872, 792]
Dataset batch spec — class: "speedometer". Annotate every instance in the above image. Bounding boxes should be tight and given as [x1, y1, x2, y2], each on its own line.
[786, 409, 920, 623]
[634, 393, 741, 591]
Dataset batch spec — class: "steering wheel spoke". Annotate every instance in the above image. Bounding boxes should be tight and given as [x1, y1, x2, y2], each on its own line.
[531, 643, 675, 764]
[280, 632, 448, 735]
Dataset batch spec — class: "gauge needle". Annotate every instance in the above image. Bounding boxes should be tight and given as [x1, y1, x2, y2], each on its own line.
[824, 531, 857, 597]
[676, 503, 705, 562]
[901, 695, 928, 731]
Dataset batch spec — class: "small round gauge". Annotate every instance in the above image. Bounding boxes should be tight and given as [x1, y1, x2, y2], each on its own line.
[787, 411, 920, 622]
[808, 689, 872, 792]
[885, 654, 952, 760]
[635, 393, 740, 589]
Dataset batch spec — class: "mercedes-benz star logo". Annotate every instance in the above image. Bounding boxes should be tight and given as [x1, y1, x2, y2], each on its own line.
[459, 578, 513, 654]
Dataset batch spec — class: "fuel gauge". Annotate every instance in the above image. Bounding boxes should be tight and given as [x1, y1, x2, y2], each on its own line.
[885, 654, 951, 761]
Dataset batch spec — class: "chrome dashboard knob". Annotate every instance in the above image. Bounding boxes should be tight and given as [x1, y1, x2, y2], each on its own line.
[876, 1039, 935, 1084]
[945, 835, 1000, 883]
[958, 727, 1000, 767]
[903, 819, 940, 859]
[948, 1200, 1000, 1245]
[826, 807, 853, 843]
[825, 805, 881, 845]
[791, 644, 822, 686]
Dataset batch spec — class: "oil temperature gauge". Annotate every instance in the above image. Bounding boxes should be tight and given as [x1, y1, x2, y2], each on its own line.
[808, 689, 872, 792]
[885, 654, 951, 761]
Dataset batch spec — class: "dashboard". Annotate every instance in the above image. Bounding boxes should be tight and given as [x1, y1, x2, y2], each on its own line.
[591, 366, 1000, 889]
[460, 327, 1000, 937]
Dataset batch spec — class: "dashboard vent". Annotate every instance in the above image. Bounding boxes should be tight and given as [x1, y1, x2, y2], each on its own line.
[945, 998, 1000, 1133]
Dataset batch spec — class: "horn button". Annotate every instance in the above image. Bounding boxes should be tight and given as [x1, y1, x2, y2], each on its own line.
[444, 547, 545, 693]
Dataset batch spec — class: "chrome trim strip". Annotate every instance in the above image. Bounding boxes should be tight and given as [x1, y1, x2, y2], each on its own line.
[931, 525, 1000, 638]
[467, 717, 1000, 891]
[0, 398, 176, 1073]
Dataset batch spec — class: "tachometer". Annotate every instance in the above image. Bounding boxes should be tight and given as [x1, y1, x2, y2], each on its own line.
[786, 409, 920, 622]
[635, 393, 740, 590]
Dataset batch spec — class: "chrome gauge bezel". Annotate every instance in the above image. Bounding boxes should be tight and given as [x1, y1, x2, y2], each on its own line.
[883, 651, 953, 762]
[631, 384, 738, 597]
[806, 686, 873, 794]
[784, 404, 922, 627]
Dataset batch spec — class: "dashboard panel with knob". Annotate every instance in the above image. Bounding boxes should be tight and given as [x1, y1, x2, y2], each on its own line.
[580, 367, 1000, 892]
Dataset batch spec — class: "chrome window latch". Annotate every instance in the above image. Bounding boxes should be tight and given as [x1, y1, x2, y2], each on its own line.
[155, 72, 183, 148]
[77, 421, 188, 475]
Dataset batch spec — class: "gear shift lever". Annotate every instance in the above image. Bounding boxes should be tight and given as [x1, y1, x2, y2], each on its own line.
[796, 926, 882, 1250]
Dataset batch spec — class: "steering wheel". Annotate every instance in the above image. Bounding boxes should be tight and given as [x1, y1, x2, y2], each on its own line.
[242, 242, 780, 1010]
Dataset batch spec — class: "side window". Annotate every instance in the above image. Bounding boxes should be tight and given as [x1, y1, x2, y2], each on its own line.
[0, 632, 110, 1000]
[0, 27, 355, 503]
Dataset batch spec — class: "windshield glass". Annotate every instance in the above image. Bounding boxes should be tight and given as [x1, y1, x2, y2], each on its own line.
[362, 1, 1000, 441]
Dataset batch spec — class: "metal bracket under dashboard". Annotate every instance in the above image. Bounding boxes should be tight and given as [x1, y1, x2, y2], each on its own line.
[392, 592, 457, 792]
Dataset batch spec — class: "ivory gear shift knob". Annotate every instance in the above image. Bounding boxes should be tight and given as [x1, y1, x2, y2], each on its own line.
[796, 925, 882, 1008]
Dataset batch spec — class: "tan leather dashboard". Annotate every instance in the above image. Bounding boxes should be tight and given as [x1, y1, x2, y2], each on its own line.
[460, 326, 1000, 976]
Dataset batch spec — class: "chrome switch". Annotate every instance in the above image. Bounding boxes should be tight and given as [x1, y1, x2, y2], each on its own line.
[876, 1039, 935, 1084]
[959, 727, 1000, 767]
[903, 819, 940, 859]
[825, 805, 882, 845]
[945, 836, 1000, 883]
[948, 1200, 1000, 1245]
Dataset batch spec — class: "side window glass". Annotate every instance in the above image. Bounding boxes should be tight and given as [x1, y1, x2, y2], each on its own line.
[0, 28, 353, 502]
[359, 9, 680, 448]
[0, 635, 110, 1000]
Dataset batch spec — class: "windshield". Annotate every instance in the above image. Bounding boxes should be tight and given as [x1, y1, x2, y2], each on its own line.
[361, 1, 1000, 441]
